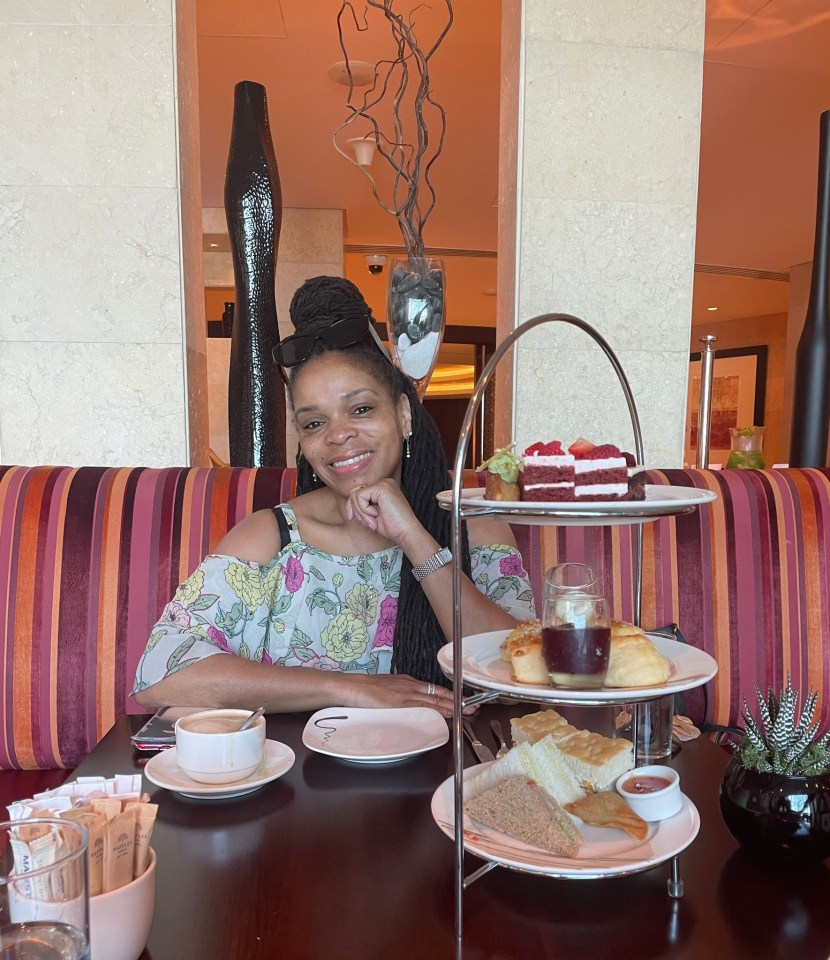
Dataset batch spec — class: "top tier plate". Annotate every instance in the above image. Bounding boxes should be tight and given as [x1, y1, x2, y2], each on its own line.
[436, 485, 717, 526]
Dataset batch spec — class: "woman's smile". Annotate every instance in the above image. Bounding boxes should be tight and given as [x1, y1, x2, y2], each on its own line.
[329, 450, 373, 474]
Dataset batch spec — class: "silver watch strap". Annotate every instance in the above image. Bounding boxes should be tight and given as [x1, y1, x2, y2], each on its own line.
[411, 546, 452, 582]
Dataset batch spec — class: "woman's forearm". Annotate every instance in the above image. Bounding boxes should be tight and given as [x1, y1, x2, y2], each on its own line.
[131, 654, 459, 715]
[134, 655, 364, 713]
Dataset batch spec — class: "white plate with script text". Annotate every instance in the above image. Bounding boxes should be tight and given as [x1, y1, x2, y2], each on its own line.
[302, 707, 449, 764]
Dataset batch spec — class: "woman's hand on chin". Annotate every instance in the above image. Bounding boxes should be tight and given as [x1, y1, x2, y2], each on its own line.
[343, 673, 460, 717]
[344, 478, 418, 541]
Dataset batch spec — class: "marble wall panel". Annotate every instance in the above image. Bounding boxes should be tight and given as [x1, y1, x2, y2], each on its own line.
[514, 345, 689, 467]
[518, 198, 697, 353]
[504, 0, 705, 469]
[0, 186, 181, 343]
[1, 2, 171, 25]
[523, 40, 703, 203]
[525, 0, 703, 51]
[279, 210, 345, 263]
[0, 342, 188, 466]
[0, 24, 176, 188]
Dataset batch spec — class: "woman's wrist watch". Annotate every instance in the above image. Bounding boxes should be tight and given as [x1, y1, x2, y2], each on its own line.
[411, 547, 452, 582]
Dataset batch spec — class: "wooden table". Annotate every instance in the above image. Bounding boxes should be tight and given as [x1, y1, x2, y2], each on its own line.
[67, 707, 830, 960]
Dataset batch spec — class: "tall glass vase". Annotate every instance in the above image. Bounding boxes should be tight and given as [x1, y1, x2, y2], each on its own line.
[387, 257, 446, 399]
[790, 110, 830, 467]
[224, 80, 285, 467]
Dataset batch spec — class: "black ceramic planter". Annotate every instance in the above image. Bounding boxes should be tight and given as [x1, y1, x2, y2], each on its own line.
[719, 757, 830, 862]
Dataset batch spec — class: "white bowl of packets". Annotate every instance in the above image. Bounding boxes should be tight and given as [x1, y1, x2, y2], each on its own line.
[616, 765, 682, 821]
[7, 774, 157, 960]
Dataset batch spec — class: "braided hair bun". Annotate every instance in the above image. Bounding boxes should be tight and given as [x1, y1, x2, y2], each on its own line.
[287, 275, 469, 685]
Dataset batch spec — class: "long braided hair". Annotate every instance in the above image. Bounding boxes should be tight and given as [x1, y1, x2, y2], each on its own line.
[286, 276, 470, 685]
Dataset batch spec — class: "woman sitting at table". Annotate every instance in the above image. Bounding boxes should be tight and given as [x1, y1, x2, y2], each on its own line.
[133, 277, 534, 717]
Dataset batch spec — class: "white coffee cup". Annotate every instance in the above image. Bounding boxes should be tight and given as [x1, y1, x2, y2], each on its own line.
[174, 709, 266, 784]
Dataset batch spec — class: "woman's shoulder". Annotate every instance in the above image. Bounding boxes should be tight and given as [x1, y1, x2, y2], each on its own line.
[212, 508, 282, 565]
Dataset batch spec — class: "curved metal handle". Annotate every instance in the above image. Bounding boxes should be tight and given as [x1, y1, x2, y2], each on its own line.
[448, 313, 645, 945]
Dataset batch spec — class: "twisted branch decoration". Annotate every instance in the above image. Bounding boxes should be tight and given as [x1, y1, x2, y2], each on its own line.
[334, 0, 453, 260]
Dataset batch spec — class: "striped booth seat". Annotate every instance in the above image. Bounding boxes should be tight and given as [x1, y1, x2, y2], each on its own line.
[541, 468, 830, 731]
[0, 464, 496, 782]
[2, 464, 827, 783]
[0, 466, 297, 777]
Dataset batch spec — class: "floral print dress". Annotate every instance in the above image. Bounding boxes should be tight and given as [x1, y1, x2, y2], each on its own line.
[133, 506, 536, 692]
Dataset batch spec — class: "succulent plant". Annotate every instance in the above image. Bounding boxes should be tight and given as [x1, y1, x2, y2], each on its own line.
[738, 677, 830, 776]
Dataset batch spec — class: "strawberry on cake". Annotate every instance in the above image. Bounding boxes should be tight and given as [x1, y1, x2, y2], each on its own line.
[521, 439, 645, 502]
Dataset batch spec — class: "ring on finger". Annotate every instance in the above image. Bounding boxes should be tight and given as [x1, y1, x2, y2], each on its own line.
[427, 682, 436, 697]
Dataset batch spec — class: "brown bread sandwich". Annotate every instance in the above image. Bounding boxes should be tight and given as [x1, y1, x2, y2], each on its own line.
[465, 777, 582, 857]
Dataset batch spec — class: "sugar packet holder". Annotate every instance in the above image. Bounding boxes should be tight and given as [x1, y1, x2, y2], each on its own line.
[7, 774, 157, 897]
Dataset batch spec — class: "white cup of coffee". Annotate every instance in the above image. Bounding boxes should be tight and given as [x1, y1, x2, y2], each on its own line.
[175, 709, 266, 784]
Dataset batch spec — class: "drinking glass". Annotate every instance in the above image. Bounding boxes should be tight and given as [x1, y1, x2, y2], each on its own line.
[544, 562, 600, 598]
[0, 818, 90, 959]
[542, 591, 611, 689]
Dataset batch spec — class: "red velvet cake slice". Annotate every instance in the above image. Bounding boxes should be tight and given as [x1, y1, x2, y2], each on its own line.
[624, 451, 647, 501]
[522, 441, 575, 501]
[571, 441, 630, 502]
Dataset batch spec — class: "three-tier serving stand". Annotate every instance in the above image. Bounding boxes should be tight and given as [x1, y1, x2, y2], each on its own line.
[439, 314, 717, 956]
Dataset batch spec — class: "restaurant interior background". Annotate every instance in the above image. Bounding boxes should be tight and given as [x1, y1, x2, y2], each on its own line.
[199, 0, 830, 469]
[3, 1, 829, 470]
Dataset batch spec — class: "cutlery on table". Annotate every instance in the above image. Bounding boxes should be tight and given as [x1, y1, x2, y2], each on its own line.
[489, 719, 510, 757]
[462, 719, 496, 763]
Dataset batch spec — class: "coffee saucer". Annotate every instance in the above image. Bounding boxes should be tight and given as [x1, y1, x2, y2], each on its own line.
[143, 739, 295, 799]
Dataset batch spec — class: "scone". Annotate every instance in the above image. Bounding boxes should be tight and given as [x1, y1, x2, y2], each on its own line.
[500, 620, 548, 684]
[605, 620, 671, 687]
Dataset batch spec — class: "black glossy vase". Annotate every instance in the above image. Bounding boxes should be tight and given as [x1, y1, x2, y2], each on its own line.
[720, 757, 830, 862]
[790, 109, 830, 467]
[224, 80, 285, 467]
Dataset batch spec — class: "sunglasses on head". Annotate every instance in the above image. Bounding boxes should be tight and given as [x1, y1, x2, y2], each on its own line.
[272, 314, 393, 384]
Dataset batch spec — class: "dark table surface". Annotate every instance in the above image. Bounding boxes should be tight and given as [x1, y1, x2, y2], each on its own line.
[68, 705, 830, 960]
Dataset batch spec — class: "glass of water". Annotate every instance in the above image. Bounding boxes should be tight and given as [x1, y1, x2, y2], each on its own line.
[0, 818, 89, 959]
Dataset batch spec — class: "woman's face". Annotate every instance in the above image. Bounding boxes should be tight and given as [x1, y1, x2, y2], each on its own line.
[291, 353, 411, 495]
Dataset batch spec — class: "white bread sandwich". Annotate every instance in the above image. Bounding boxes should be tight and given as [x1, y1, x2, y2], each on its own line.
[465, 735, 585, 806]
[511, 709, 579, 746]
[605, 620, 671, 687]
[511, 709, 635, 792]
[499, 620, 548, 684]
[465, 777, 582, 857]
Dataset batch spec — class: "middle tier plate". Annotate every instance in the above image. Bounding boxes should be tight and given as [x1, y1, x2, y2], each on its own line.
[437, 630, 717, 703]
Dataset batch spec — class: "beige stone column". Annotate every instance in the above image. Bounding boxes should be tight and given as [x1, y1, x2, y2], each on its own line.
[0, 0, 206, 467]
[497, 1, 705, 466]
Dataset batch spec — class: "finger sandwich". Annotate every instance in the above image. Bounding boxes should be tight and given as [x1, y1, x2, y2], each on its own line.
[465, 734, 585, 807]
[511, 709, 634, 792]
[465, 777, 581, 857]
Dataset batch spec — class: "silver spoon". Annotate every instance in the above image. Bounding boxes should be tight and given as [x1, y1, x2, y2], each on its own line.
[489, 718, 510, 758]
[239, 706, 265, 731]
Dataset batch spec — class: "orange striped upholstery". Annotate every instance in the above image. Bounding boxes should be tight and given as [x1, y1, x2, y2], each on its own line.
[0, 466, 296, 769]
[3, 464, 827, 769]
[541, 468, 830, 730]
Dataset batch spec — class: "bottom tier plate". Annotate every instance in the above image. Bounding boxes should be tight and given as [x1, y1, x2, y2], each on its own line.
[431, 764, 700, 879]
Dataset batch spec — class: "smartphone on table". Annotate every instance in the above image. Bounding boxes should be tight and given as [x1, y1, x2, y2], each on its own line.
[130, 705, 212, 751]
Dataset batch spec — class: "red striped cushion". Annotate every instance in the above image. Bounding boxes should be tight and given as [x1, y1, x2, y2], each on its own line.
[0, 466, 295, 769]
[540, 468, 830, 729]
